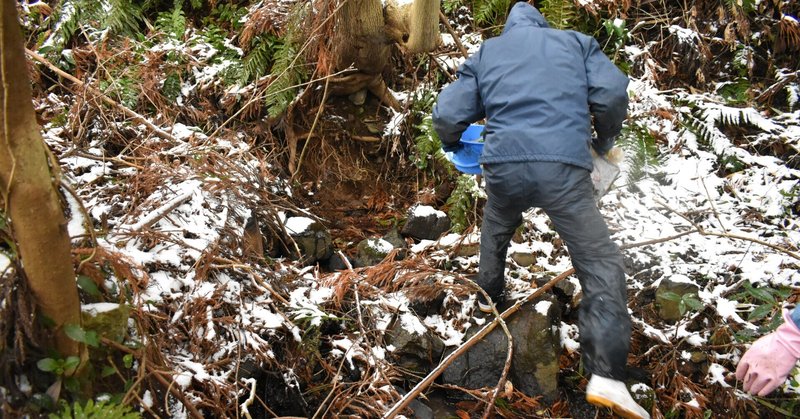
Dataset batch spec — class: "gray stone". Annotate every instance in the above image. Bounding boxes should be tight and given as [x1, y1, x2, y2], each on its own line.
[385, 313, 446, 375]
[354, 237, 395, 267]
[655, 277, 700, 323]
[393, 386, 434, 419]
[510, 251, 537, 267]
[401, 205, 451, 240]
[442, 295, 562, 403]
[286, 218, 333, 265]
[383, 227, 407, 248]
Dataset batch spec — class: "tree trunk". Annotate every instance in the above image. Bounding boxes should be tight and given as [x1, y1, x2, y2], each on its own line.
[0, 0, 82, 358]
[335, 0, 391, 76]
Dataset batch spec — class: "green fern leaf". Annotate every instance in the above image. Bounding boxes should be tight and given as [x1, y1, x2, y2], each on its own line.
[103, 0, 143, 36]
[446, 174, 483, 233]
[539, 0, 578, 30]
[474, 0, 513, 29]
[617, 122, 661, 189]
[263, 4, 309, 118]
[242, 35, 279, 83]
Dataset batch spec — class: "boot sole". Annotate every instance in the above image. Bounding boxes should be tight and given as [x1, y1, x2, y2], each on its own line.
[586, 394, 646, 419]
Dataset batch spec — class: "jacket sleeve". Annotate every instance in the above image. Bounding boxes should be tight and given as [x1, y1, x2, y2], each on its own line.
[432, 53, 486, 147]
[583, 37, 629, 154]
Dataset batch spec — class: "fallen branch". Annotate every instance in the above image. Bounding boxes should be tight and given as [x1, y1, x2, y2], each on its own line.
[382, 267, 575, 419]
[126, 191, 193, 232]
[439, 11, 470, 58]
[462, 277, 513, 419]
[656, 199, 800, 260]
[25, 48, 178, 143]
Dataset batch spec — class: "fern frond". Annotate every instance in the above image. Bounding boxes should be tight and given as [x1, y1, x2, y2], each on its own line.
[40, 0, 103, 58]
[443, 0, 466, 13]
[412, 115, 450, 171]
[53, 399, 141, 419]
[103, 0, 143, 35]
[241, 35, 278, 83]
[473, 0, 512, 29]
[155, 0, 187, 38]
[539, 0, 578, 30]
[617, 122, 661, 189]
[446, 174, 484, 233]
[263, 4, 309, 117]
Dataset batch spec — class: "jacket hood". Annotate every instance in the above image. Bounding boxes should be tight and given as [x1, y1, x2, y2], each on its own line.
[503, 3, 549, 34]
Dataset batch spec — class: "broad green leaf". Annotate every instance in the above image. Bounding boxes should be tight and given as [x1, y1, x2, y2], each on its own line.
[102, 365, 117, 377]
[744, 282, 775, 303]
[37, 358, 59, 372]
[684, 297, 704, 311]
[64, 324, 87, 343]
[77, 275, 102, 298]
[748, 303, 774, 322]
[660, 291, 681, 302]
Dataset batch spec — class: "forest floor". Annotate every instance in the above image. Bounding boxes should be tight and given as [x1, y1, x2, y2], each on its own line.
[2, 1, 800, 418]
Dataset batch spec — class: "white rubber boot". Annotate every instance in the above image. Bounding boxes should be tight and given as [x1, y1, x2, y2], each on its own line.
[586, 375, 650, 419]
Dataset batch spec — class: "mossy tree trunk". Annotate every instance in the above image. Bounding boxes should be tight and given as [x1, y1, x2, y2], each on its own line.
[330, 0, 441, 108]
[0, 0, 82, 359]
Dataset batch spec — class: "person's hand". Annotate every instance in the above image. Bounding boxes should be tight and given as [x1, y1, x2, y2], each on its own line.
[442, 142, 463, 153]
[736, 309, 800, 396]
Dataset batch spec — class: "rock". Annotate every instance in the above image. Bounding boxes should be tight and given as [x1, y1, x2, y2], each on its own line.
[401, 204, 451, 240]
[655, 275, 700, 323]
[285, 216, 333, 265]
[348, 89, 367, 106]
[81, 302, 130, 343]
[383, 227, 407, 249]
[510, 251, 537, 267]
[555, 277, 582, 308]
[242, 213, 264, 260]
[442, 295, 562, 403]
[326, 252, 354, 271]
[354, 237, 395, 267]
[407, 276, 448, 317]
[385, 312, 446, 375]
[393, 386, 434, 419]
[454, 242, 479, 257]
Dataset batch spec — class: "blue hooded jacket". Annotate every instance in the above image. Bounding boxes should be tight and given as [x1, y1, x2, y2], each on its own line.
[432, 3, 629, 171]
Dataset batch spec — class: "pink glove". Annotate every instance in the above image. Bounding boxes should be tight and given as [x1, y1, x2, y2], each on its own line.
[736, 309, 800, 396]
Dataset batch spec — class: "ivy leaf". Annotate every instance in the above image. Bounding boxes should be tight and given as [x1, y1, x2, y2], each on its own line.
[684, 297, 704, 311]
[37, 358, 59, 372]
[64, 324, 99, 347]
[77, 275, 102, 298]
[660, 291, 681, 302]
[63, 356, 81, 374]
[64, 324, 88, 343]
[123, 353, 134, 369]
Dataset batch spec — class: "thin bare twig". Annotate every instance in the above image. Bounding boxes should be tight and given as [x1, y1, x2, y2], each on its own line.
[439, 11, 470, 58]
[125, 191, 193, 232]
[461, 276, 513, 419]
[656, 199, 800, 260]
[292, 74, 330, 182]
[25, 48, 178, 143]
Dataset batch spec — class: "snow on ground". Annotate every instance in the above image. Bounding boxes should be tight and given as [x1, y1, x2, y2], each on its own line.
[19, 9, 800, 416]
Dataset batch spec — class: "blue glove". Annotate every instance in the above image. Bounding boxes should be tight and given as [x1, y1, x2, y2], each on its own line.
[442, 142, 463, 153]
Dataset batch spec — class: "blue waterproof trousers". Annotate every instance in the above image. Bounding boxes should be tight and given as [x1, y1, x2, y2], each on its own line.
[477, 161, 632, 380]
